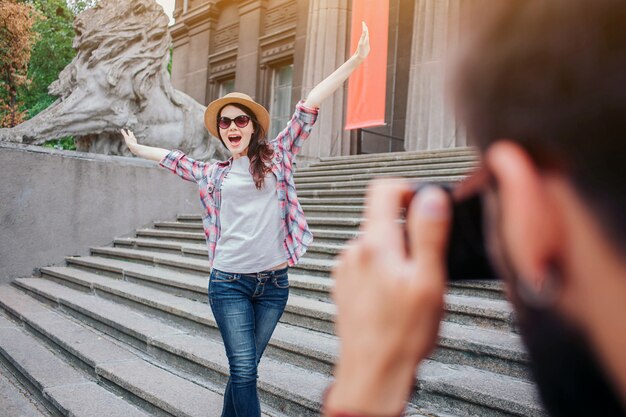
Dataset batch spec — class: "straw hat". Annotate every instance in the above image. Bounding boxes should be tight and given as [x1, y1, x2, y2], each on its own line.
[204, 92, 270, 139]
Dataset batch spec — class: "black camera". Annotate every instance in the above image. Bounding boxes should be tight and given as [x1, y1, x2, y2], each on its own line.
[407, 184, 498, 281]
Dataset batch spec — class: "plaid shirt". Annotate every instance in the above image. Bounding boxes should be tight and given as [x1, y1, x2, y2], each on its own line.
[159, 100, 319, 268]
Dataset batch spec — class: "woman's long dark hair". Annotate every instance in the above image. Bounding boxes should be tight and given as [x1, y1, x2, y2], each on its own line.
[217, 103, 274, 190]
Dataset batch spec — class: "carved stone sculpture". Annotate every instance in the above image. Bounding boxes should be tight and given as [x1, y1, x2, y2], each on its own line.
[0, 0, 228, 161]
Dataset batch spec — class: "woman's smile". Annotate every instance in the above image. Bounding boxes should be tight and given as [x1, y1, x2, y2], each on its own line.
[227, 134, 243, 147]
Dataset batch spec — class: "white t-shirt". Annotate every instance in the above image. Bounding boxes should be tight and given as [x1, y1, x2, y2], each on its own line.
[212, 156, 287, 273]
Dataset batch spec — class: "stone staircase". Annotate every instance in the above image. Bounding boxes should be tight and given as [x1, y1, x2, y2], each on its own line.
[0, 147, 546, 417]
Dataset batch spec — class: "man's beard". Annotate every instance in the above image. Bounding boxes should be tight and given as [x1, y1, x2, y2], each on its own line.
[513, 294, 625, 416]
[482, 189, 626, 416]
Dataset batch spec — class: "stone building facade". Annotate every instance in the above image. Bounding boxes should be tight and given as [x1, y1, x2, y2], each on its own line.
[170, 0, 467, 159]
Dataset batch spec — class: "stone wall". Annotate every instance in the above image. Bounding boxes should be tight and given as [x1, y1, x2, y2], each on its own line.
[0, 143, 199, 283]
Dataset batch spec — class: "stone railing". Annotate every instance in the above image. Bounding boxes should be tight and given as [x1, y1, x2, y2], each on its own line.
[0, 143, 199, 283]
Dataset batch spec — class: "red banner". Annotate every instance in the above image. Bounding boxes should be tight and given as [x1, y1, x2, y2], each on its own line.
[345, 0, 389, 130]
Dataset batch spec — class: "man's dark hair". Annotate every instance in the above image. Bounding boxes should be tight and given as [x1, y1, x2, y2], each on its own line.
[454, 0, 626, 251]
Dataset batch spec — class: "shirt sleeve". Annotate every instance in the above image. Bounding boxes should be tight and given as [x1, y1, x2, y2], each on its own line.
[272, 100, 319, 157]
[159, 149, 210, 184]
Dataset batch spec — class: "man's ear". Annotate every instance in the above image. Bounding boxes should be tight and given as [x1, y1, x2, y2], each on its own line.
[486, 141, 562, 292]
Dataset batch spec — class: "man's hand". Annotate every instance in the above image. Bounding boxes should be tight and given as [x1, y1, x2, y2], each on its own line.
[327, 180, 451, 416]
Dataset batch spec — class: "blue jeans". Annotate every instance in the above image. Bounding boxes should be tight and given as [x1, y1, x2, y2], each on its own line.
[208, 267, 289, 417]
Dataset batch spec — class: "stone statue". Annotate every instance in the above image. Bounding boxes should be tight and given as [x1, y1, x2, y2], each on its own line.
[0, 0, 228, 161]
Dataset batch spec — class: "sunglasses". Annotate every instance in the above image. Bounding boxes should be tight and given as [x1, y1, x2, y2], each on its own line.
[218, 115, 251, 130]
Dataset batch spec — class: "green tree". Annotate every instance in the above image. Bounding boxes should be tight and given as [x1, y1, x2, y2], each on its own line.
[20, 0, 76, 117]
[0, 0, 40, 127]
[18, 0, 97, 149]
[66, 0, 98, 15]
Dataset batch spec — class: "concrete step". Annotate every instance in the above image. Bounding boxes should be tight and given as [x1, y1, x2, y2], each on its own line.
[114, 237, 209, 262]
[445, 294, 515, 332]
[300, 242, 344, 260]
[0, 311, 150, 417]
[295, 177, 460, 199]
[121, 233, 504, 299]
[308, 228, 359, 244]
[155, 215, 363, 233]
[41, 263, 335, 335]
[6, 280, 333, 417]
[0, 285, 300, 417]
[136, 228, 205, 243]
[435, 322, 527, 379]
[0, 362, 52, 417]
[302, 205, 363, 219]
[299, 259, 514, 331]
[115, 236, 343, 262]
[8, 279, 542, 416]
[294, 168, 474, 185]
[64, 255, 209, 300]
[123, 234, 505, 300]
[85, 246, 211, 275]
[286, 273, 504, 306]
[287, 273, 334, 301]
[296, 188, 366, 199]
[295, 175, 466, 191]
[448, 280, 506, 301]
[314, 148, 478, 166]
[307, 154, 477, 172]
[154, 221, 204, 232]
[295, 160, 478, 178]
[71, 247, 513, 331]
[290, 256, 334, 277]
[299, 197, 366, 206]
[161, 217, 364, 233]
[416, 359, 544, 417]
[37, 266, 521, 374]
[305, 216, 363, 230]
[177, 211, 363, 227]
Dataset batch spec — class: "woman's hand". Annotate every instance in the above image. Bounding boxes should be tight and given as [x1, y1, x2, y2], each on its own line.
[119, 129, 170, 162]
[120, 129, 137, 153]
[325, 181, 451, 416]
[353, 21, 370, 61]
[303, 21, 371, 108]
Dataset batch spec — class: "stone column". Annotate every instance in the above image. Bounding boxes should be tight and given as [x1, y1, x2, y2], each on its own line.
[170, 3, 219, 105]
[404, 0, 466, 151]
[235, 0, 267, 99]
[299, 0, 351, 160]
[170, 24, 190, 92]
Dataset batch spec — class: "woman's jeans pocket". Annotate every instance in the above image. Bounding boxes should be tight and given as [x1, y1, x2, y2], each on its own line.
[271, 272, 290, 289]
[208, 270, 241, 304]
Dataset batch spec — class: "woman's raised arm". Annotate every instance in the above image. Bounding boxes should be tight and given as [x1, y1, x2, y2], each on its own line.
[121, 129, 170, 162]
[303, 22, 370, 109]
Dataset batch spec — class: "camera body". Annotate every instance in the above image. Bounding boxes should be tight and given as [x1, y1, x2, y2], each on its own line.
[408, 184, 497, 281]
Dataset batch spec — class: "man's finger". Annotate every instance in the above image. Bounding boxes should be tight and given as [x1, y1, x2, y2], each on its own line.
[406, 186, 451, 275]
[362, 179, 411, 256]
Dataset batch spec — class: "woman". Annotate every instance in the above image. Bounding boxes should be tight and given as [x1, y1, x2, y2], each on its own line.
[120, 22, 369, 417]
